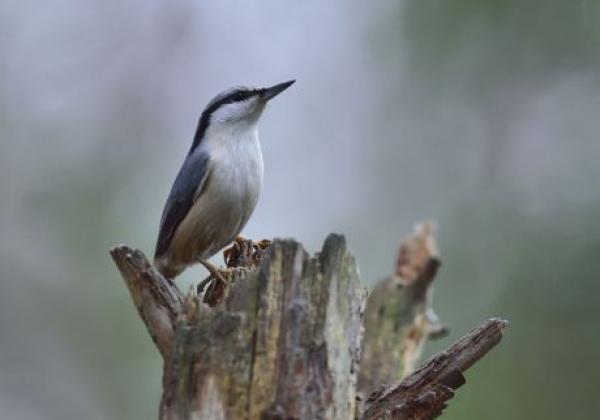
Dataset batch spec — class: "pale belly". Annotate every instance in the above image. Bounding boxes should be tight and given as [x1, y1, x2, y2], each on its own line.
[166, 139, 263, 272]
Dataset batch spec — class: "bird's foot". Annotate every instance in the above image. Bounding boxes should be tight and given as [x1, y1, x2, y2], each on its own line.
[197, 260, 229, 306]
[198, 238, 272, 307]
[197, 260, 251, 307]
[223, 236, 272, 269]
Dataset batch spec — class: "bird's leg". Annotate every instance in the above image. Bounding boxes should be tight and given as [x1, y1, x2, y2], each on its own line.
[199, 259, 228, 285]
[200, 237, 272, 306]
[197, 259, 233, 306]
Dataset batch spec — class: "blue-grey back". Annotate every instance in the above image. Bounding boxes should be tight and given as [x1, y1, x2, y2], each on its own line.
[154, 149, 211, 259]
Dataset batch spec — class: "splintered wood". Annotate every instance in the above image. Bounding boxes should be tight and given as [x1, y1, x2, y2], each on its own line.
[110, 225, 506, 420]
[359, 223, 448, 396]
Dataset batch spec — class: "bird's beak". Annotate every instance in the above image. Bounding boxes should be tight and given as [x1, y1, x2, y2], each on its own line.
[261, 80, 295, 101]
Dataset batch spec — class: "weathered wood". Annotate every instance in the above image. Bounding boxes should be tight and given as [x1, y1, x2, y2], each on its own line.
[360, 318, 508, 420]
[110, 245, 184, 359]
[358, 223, 447, 396]
[111, 237, 365, 419]
[110, 229, 507, 420]
[256, 235, 366, 419]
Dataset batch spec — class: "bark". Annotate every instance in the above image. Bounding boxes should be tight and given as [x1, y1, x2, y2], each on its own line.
[110, 227, 507, 420]
[358, 223, 447, 397]
[110, 246, 184, 359]
[111, 235, 367, 420]
[360, 318, 508, 420]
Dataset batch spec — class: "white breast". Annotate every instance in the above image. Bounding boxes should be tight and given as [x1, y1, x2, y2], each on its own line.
[208, 125, 264, 204]
[192, 123, 264, 256]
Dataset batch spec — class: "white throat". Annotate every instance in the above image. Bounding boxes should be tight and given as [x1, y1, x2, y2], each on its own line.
[200, 121, 264, 199]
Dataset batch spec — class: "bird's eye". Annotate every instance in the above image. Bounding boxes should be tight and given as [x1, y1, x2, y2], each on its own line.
[230, 90, 255, 103]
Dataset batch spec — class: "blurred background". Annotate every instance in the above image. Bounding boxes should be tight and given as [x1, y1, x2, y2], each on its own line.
[1, 1, 599, 419]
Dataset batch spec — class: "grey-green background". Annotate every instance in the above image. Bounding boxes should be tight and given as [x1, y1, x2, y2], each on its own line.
[2, 1, 598, 419]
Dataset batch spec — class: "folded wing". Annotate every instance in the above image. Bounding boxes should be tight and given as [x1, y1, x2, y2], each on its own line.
[154, 150, 211, 259]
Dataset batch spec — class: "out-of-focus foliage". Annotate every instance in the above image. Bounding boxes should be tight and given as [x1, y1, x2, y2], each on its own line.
[368, 1, 600, 418]
[1, 1, 598, 419]
[402, 0, 600, 95]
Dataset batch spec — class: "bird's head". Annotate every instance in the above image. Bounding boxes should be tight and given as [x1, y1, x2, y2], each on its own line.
[189, 80, 294, 152]
[205, 80, 295, 125]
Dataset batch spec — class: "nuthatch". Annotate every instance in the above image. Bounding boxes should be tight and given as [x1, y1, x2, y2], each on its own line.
[154, 80, 295, 279]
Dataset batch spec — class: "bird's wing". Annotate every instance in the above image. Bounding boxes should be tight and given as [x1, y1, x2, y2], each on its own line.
[154, 150, 212, 259]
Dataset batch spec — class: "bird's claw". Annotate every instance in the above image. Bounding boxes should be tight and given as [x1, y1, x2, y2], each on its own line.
[198, 238, 271, 306]
[197, 267, 236, 306]
[197, 265, 253, 307]
[223, 236, 272, 268]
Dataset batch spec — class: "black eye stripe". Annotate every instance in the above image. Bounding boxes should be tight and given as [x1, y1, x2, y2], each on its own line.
[203, 89, 258, 116]
[189, 88, 260, 153]
[204, 89, 258, 119]
[223, 89, 258, 105]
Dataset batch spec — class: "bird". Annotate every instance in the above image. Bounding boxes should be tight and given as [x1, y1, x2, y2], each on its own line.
[154, 80, 295, 281]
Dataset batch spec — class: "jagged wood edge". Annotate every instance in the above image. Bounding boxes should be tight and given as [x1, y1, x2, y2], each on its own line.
[358, 222, 448, 396]
[110, 245, 184, 359]
[360, 318, 508, 420]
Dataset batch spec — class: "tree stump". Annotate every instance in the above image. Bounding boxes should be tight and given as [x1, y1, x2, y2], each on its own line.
[110, 226, 507, 420]
[358, 222, 448, 396]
